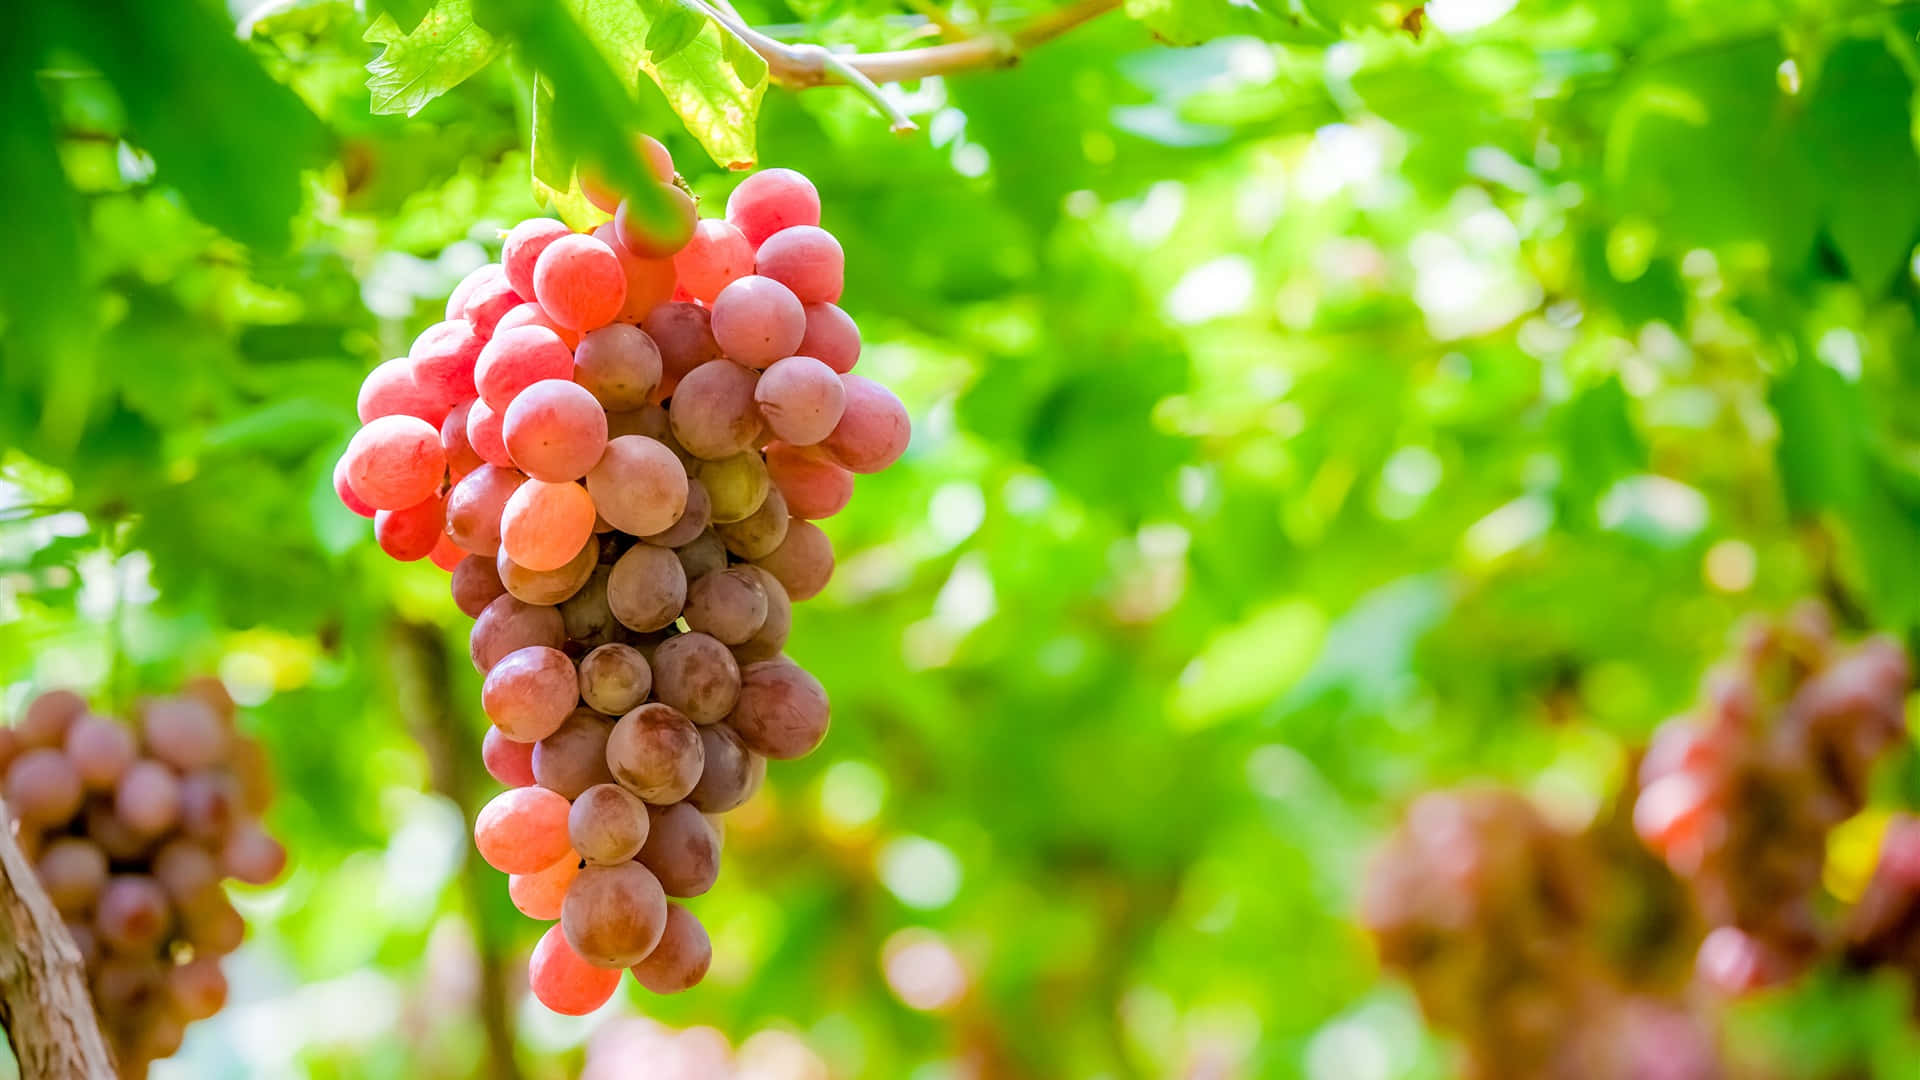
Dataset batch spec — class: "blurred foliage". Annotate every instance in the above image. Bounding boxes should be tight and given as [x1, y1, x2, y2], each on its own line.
[1, 0, 1920, 1077]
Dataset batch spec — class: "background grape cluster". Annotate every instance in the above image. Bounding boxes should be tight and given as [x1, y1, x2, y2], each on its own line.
[331, 136, 908, 1015]
[2, 683, 285, 1077]
[1365, 604, 1919, 1077]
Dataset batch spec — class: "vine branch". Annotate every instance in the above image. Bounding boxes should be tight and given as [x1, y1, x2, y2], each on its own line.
[0, 818, 115, 1078]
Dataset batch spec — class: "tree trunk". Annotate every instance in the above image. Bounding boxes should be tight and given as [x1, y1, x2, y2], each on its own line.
[0, 816, 115, 1078]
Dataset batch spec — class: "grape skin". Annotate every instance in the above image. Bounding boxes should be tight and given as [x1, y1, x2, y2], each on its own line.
[640, 302, 721, 401]
[754, 519, 834, 601]
[409, 320, 485, 410]
[569, 783, 651, 865]
[8, 749, 83, 828]
[821, 374, 911, 474]
[643, 478, 711, 549]
[96, 875, 172, 953]
[474, 786, 574, 875]
[593, 222, 679, 326]
[533, 708, 618, 799]
[562, 861, 670, 969]
[534, 233, 628, 332]
[559, 566, 622, 649]
[674, 219, 755, 302]
[650, 633, 742, 726]
[695, 451, 771, 525]
[614, 185, 698, 259]
[504, 379, 610, 483]
[495, 301, 582, 348]
[469, 594, 567, 674]
[686, 725, 763, 814]
[710, 275, 806, 369]
[461, 264, 524, 338]
[483, 726, 537, 787]
[503, 218, 574, 299]
[797, 301, 861, 374]
[502, 479, 599, 572]
[578, 643, 653, 716]
[755, 355, 846, 446]
[465, 397, 514, 468]
[441, 401, 485, 475]
[675, 530, 729, 583]
[608, 544, 688, 633]
[343, 415, 446, 512]
[452, 554, 510, 618]
[482, 645, 579, 743]
[727, 659, 831, 761]
[475, 325, 575, 411]
[765, 441, 853, 520]
[498, 538, 598, 606]
[637, 802, 721, 898]
[725, 168, 821, 247]
[754, 225, 844, 304]
[38, 838, 108, 915]
[375, 494, 447, 562]
[715, 486, 790, 561]
[670, 360, 766, 461]
[510, 851, 581, 920]
[357, 357, 449, 426]
[629, 903, 712, 994]
[732, 565, 792, 665]
[683, 568, 769, 646]
[573, 324, 662, 411]
[65, 715, 135, 791]
[447, 465, 525, 557]
[587, 436, 688, 537]
[529, 923, 623, 1015]
[606, 703, 704, 805]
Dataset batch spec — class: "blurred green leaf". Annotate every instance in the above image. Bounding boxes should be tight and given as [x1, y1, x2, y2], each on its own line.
[569, 0, 766, 170]
[644, 0, 703, 64]
[364, 0, 505, 117]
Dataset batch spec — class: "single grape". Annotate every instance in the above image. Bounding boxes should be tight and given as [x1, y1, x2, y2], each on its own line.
[765, 441, 853, 520]
[168, 956, 228, 1022]
[343, 415, 446, 511]
[640, 302, 721, 401]
[534, 233, 627, 332]
[710, 275, 806, 369]
[606, 702, 704, 804]
[614, 186, 698, 259]
[755, 225, 843, 304]
[669, 360, 765, 460]
[639, 479, 710, 551]
[446, 263, 498, 322]
[533, 708, 617, 800]
[375, 494, 447, 562]
[755, 518, 834, 601]
[569, 782, 651, 865]
[64, 714, 135, 791]
[579, 644, 653, 716]
[333, 454, 376, 519]
[19, 689, 86, 747]
[475, 325, 575, 412]
[484, 726, 538, 787]
[146, 697, 228, 770]
[729, 659, 830, 760]
[529, 922, 624, 1015]
[587, 435, 689, 537]
[798, 301, 861, 374]
[180, 892, 245, 955]
[357, 357, 449, 426]
[482, 645, 579, 743]
[562, 861, 670, 968]
[573, 324, 662, 411]
[629, 903, 712, 994]
[754, 356, 845, 447]
[822, 374, 911, 474]
[581, 134, 676, 212]
[466, 396, 514, 468]
[560, 566, 622, 649]
[37, 837, 108, 915]
[453, 553, 510, 617]
[409, 319, 486, 409]
[715, 485, 790, 561]
[607, 544, 688, 633]
[7, 749, 82, 828]
[674, 530, 729, 583]
[96, 875, 172, 953]
[178, 769, 242, 845]
[686, 724, 764, 814]
[504, 218, 575, 298]
[502, 479, 599, 572]
[650, 633, 741, 725]
[683, 568, 769, 646]
[731, 565, 792, 664]
[469, 594, 567, 674]
[461, 264, 524, 338]
[695, 451, 771, 525]
[510, 850, 581, 920]
[498, 539, 599, 606]
[430, 533, 468, 572]
[592, 222, 679, 325]
[441, 400, 485, 475]
[496, 301, 582, 348]
[637, 802, 721, 898]
[474, 786, 574, 874]
[222, 825, 287, 885]
[446, 464, 525, 557]
[504, 379, 609, 482]
[674, 219, 755, 302]
[726, 168, 821, 247]
[153, 840, 221, 908]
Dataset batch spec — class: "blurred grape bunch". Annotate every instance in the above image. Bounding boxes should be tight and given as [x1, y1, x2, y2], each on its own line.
[582, 1016, 827, 1079]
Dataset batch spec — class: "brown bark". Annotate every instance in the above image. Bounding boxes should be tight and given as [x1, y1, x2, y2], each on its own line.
[0, 817, 115, 1079]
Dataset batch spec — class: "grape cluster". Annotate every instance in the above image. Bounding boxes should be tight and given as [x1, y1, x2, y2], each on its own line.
[332, 137, 908, 1014]
[1633, 604, 1911, 992]
[1, 683, 284, 1077]
[583, 1017, 828, 1080]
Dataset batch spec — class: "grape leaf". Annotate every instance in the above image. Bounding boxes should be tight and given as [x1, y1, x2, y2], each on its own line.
[1126, 0, 1328, 45]
[529, 78, 617, 231]
[645, 1, 704, 64]
[568, 0, 767, 170]
[365, 0, 505, 117]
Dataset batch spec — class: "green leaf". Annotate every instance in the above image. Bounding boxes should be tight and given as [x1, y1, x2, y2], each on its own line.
[567, 0, 766, 170]
[1771, 356, 1866, 516]
[0, 16, 87, 363]
[1800, 39, 1920, 294]
[1127, 0, 1327, 46]
[364, 0, 505, 118]
[644, 1, 703, 64]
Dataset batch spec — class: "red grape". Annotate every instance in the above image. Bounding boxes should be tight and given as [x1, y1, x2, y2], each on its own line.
[375, 494, 447, 562]
[683, 568, 768, 646]
[510, 851, 580, 920]
[498, 540, 598, 606]
[755, 355, 845, 446]
[650, 633, 741, 725]
[474, 786, 573, 874]
[10, 750, 85, 828]
[495, 301, 582, 349]
[821, 374, 910, 473]
[343, 415, 445, 511]
[674, 219, 754, 302]
[562, 861, 669, 968]
[453, 553, 510, 617]
[592, 222, 679, 326]
[586, 435, 688, 537]
[462, 264, 524, 338]
[755, 518, 834, 601]
[482, 645, 579, 743]
[637, 802, 720, 898]
[578, 643, 653, 716]
[469, 594, 567, 673]
[357, 357, 449, 426]
[640, 302, 721, 401]
[446, 464, 525, 557]
[429, 533, 468, 572]
[732, 565, 792, 664]
[333, 455, 376, 519]
[728, 659, 830, 760]
[441, 400, 485, 475]
[501, 480, 598, 572]
[710, 276, 805, 369]
[38, 838, 108, 914]
[221, 825, 286, 885]
[798, 301, 861, 374]
[504, 379, 609, 482]
[696, 452, 771, 525]
[465, 396, 514, 468]
[409, 320, 485, 409]
[726, 168, 821, 247]
[685, 724, 763, 814]
[629, 903, 712, 994]
[614, 186, 697, 259]
[504, 218, 575, 298]
[607, 544, 688, 633]
[569, 782, 651, 865]
[606, 702, 703, 804]
[533, 708, 617, 799]
[475, 325, 575, 411]
[534, 233, 627, 332]
[573, 324, 662, 411]
[96, 875, 172, 953]
[65, 714, 135, 791]
[755, 225, 843, 304]
[765, 442, 853, 519]
[529, 922, 623, 1015]
[483, 726, 538, 787]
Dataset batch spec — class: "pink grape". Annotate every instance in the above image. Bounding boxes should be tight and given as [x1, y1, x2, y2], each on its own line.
[683, 567, 768, 645]
[686, 724, 764, 813]
[766, 441, 853, 519]
[614, 186, 697, 259]
[441, 400, 485, 475]
[643, 478, 710, 547]
[430, 534, 469, 572]
[637, 802, 720, 897]
[726, 168, 821, 247]
[650, 633, 740, 725]
[38, 838, 108, 914]
[504, 379, 609, 482]
[728, 659, 830, 760]
[375, 494, 447, 562]
[673, 219, 754, 302]
[755, 226, 844, 304]
[483, 726, 537, 787]
[466, 397, 514, 468]
[169, 956, 228, 1022]
[581, 135, 676, 212]
[605, 702, 703, 804]
[573, 324, 662, 411]
[502, 480, 598, 572]
[579, 643, 653, 716]
[592, 223, 678, 325]
[755, 518, 833, 601]
[153, 841, 220, 908]
[409, 320, 485, 408]
[755, 355, 845, 445]
[496, 301, 582, 348]
[7, 749, 82, 827]
[586, 435, 688, 537]
[563, 861, 669, 968]
[462, 264, 524, 339]
[333, 455, 375, 518]
[65, 714, 135, 791]
[510, 851, 581, 920]
[358, 357, 449, 425]
[822, 374, 911, 473]
[561, 566, 622, 650]
[733, 564, 792, 664]
[533, 709, 617, 800]
[469, 594, 566, 674]
[446, 464, 526, 557]
[504, 218, 574, 298]
[498, 540, 598, 605]
[344, 414, 446, 511]
[474, 786, 573, 874]
[608, 544, 688, 632]
[114, 760, 180, 835]
[20, 690, 86, 747]
[222, 824, 287, 885]
[475, 325, 575, 411]
[569, 783, 651, 865]
[534, 233, 627, 332]
[669, 360, 764, 460]
[482, 645, 579, 743]
[710, 275, 806, 369]
[531, 923, 626, 1013]
[446, 263, 495, 321]
[640, 302, 721, 400]
[143, 698, 226, 770]
[453, 553, 510, 617]
[675, 530, 728, 583]
[96, 875, 172, 953]
[629, 903, 712, 994]
[798, 301, 861, 373]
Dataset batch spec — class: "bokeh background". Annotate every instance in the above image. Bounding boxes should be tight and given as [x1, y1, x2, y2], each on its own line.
[5, 0, 1920, 1076]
